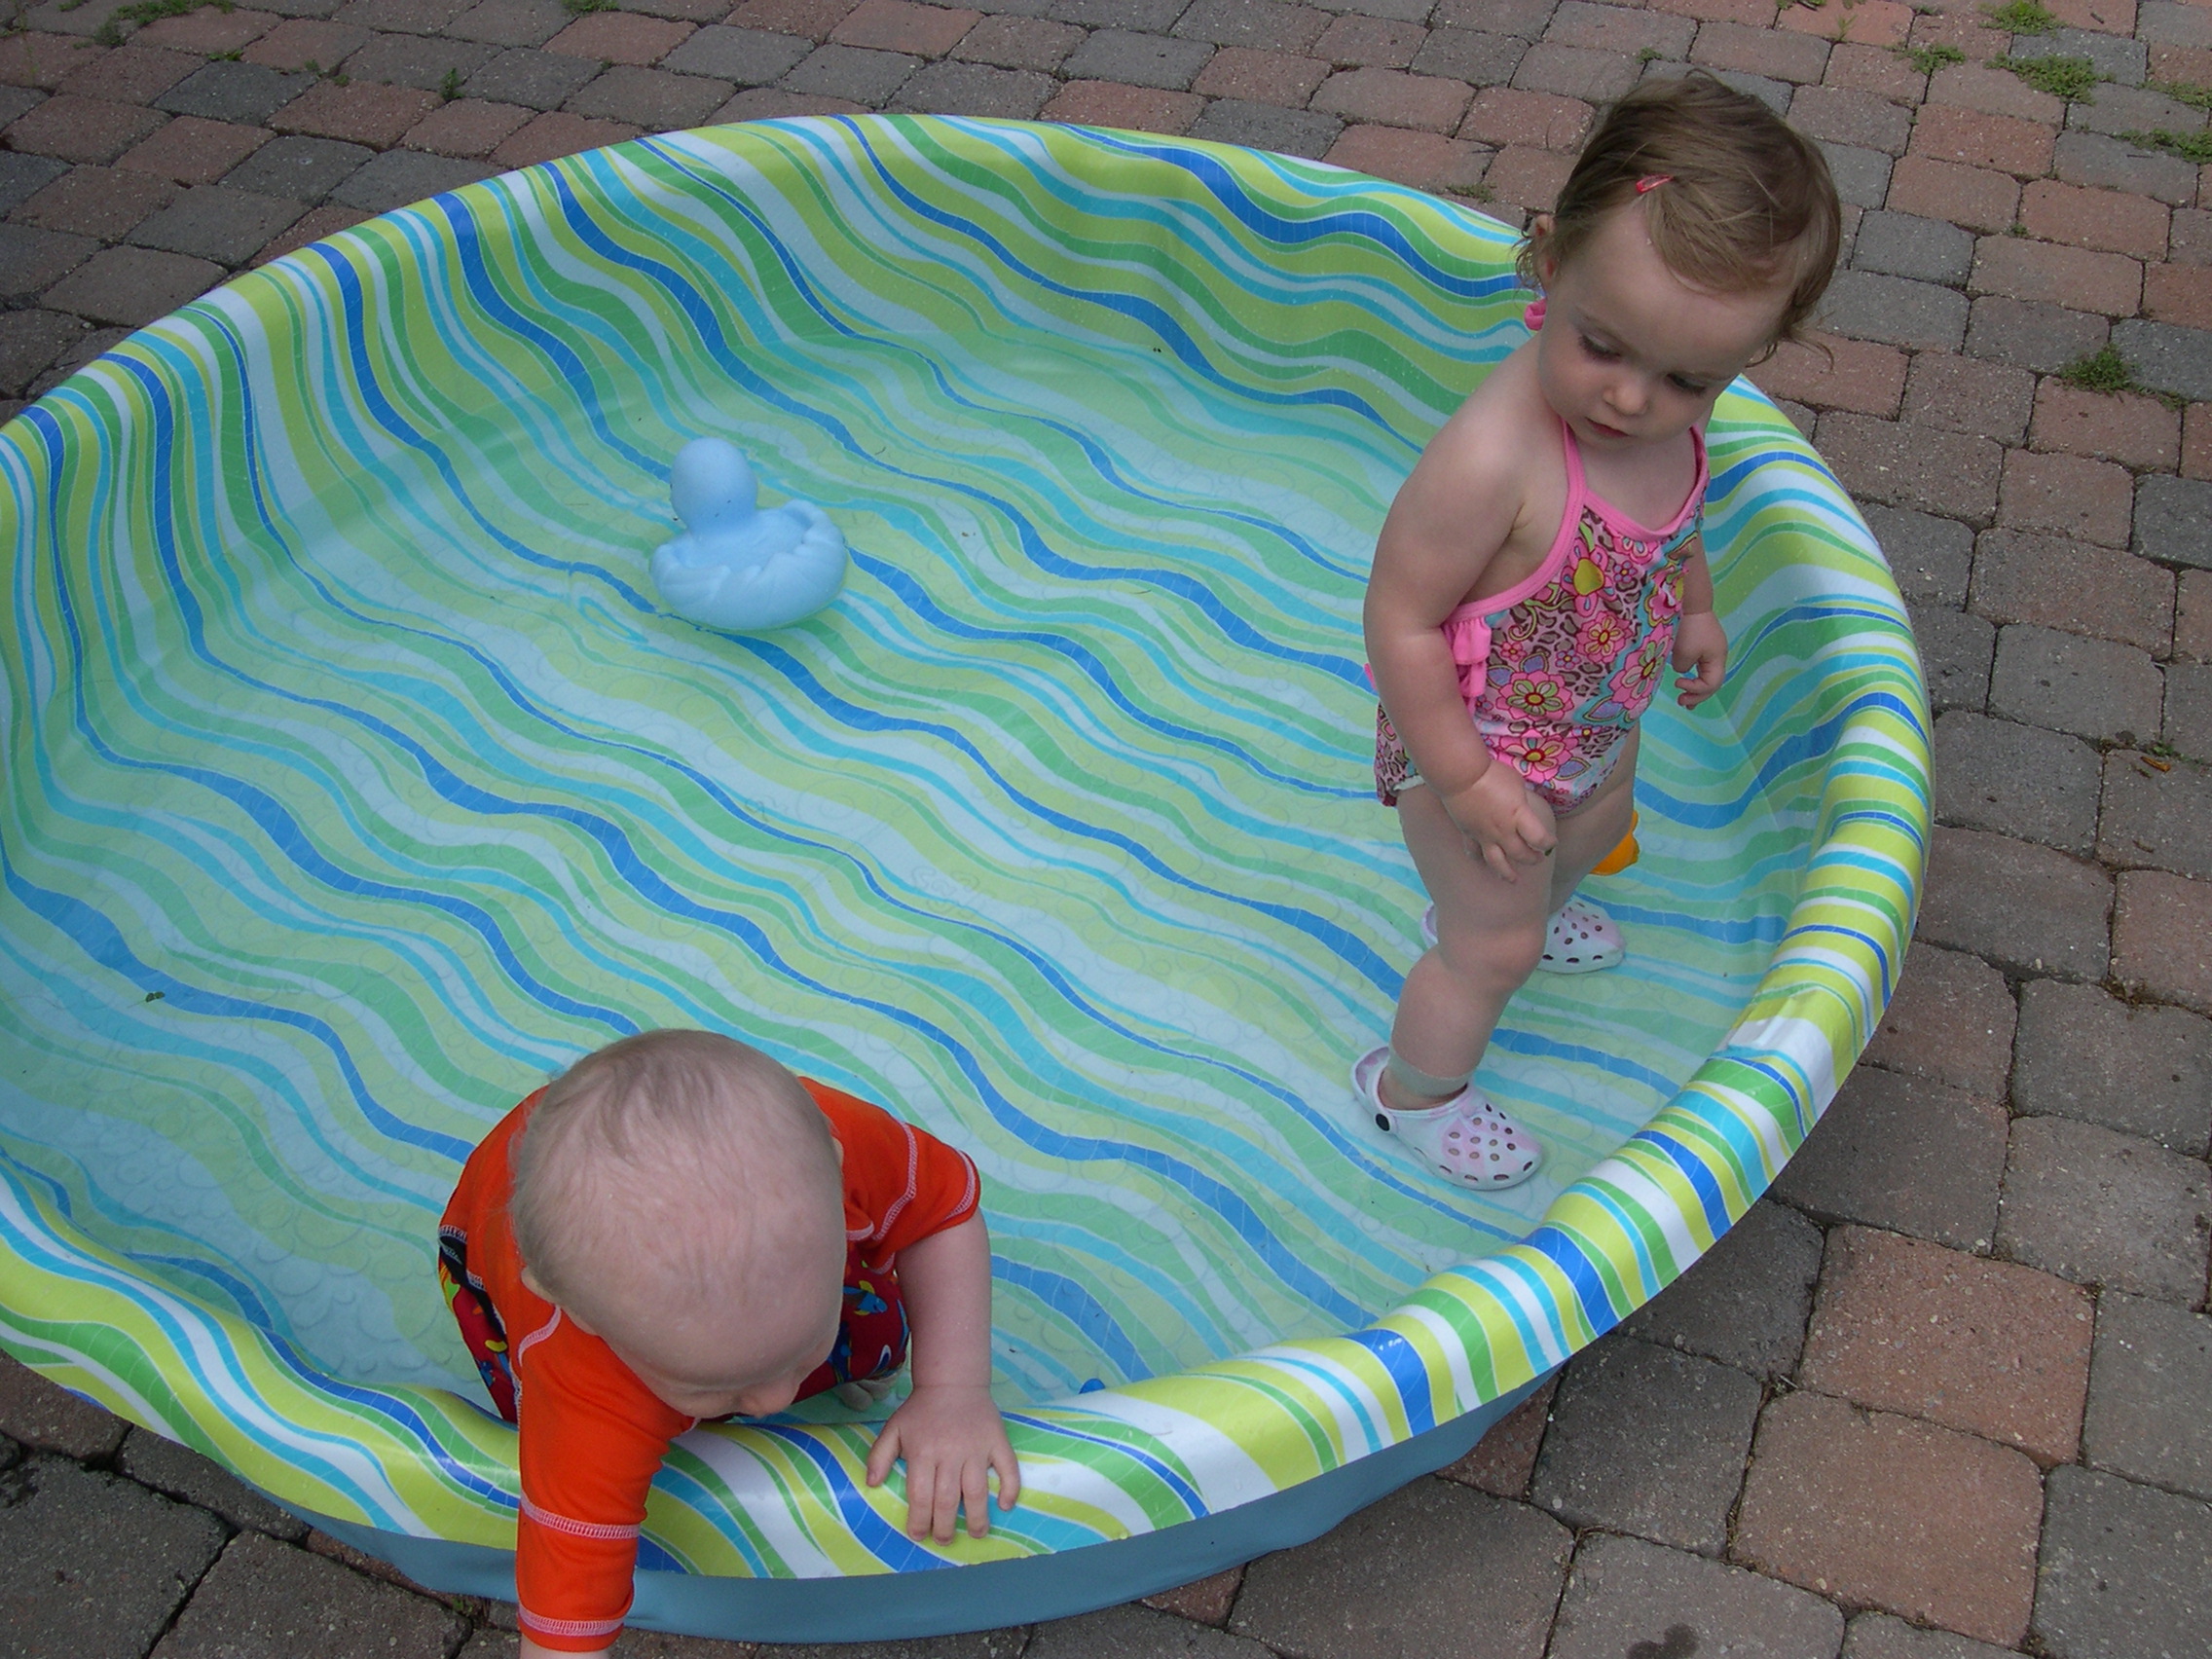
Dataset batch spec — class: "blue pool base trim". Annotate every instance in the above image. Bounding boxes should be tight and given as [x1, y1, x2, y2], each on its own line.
[281, 1370, 1554, 1642]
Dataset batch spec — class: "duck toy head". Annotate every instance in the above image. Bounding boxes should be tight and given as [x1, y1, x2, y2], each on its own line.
[649, 437, 848, 632]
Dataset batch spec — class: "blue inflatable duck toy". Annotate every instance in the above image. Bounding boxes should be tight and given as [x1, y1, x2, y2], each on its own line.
[650, 438, 847, 632]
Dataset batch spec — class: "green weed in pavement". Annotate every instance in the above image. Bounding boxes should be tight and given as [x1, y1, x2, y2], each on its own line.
[1983, 0, 2058, 33]
[1894, 43, 1967, 74]
[1993, 53, 2101, 100]
[2059, 346, 2137, 395]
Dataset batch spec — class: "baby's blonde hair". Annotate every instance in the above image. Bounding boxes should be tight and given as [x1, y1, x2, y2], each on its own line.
[510, 1029, 842, 1346]
[1520, 71, 1842, 356]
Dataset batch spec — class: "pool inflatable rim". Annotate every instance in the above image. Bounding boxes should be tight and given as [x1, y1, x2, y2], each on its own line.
[278, 1369, 1556, 1640]
[0, 112, 1930, 1632]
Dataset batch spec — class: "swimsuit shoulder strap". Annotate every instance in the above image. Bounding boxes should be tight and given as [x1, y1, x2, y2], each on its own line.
[1456, 416, 1584, 623]
[1558, 413, 1589, 504]
[1441, 417, 1583, 631]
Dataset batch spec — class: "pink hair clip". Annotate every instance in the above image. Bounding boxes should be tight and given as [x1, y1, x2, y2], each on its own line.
[1634, 174, 1674, 193]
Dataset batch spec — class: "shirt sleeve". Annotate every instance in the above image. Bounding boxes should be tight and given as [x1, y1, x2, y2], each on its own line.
[876, 1114, 980, 1261]
[511, 1315, 691, 1652]
[805, 1081, 981, 1269]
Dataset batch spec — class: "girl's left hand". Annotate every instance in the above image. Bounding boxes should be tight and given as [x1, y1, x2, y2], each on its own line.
[1672, 611, 1728, 709]
[866, 1382, 1020, 1542]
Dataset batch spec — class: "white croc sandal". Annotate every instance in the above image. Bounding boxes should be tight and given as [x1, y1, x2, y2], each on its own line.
[1351, 1046, 1543, 1190]
[1539, 897, 1623, 974]
[1418, 899, 1626, 975]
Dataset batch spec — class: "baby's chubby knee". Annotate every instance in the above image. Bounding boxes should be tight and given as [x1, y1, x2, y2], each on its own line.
[1432, 917, 1547, 992]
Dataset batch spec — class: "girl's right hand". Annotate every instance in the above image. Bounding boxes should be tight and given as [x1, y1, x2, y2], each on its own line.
[1439, 766, 1555, 882]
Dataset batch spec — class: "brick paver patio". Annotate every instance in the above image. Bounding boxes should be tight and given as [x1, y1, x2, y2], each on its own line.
[3, 0, 2210, 1652]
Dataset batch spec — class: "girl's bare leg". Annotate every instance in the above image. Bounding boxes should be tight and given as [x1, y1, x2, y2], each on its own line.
[1544, 729, 1640, 915]
[1379, 735, 1641, 1115]
[1379, 782, 1554, 1113]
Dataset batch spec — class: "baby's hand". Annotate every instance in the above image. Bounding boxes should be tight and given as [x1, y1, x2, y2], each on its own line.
[1673, 611, 1728, 709]
[865, 1382, 1020, 1543]
[1440, 764, 1555, 883]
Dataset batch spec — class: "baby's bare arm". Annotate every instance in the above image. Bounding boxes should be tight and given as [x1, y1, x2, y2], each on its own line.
[1366, 400, 1528, 789]
[1678, 537, 1717, 615]
[1671, 540, 1728, 708]
[1366, 364, 1558, 873]
[865, 1215, 1018, 1542]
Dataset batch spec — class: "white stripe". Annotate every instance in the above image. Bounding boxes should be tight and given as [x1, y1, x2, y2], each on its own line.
[520, 1493, 640, 1542]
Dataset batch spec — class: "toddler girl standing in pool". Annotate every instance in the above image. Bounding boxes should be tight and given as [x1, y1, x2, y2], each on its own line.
[1358, 73, 1840, 1190]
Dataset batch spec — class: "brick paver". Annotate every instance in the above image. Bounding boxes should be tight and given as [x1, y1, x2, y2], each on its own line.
[1859, 210, 1974, 287]
[1230, 1477, 1570, 1659]
[1970, 530, 2174, 653]
[76, 44, 202, 106]
[2082, 1290, 2212, 1502]
[666, 25, 815, 82]
[1999, 1113, 2212, 1302]
[1994, 452, 2136, 549]
[2011, 978, 2212, 1156]
[1866, 941, 2026, 1096]
[1734, 1391, 2044, 1647]
[1438, 1376, 1554, 1499]
[1757, 330, 1909, 416]
[2033, 1465, 2212, 1659]
[1548, 1531, 1843, 1659]
[151, 1530, 469, 1657]
[9, 0, 2212, 1650]
[1933, 710, 2102, 855]
[244, 19, 375, 72]
[545, 11, 697, 66]
[13, 163, 178, 240]
[1988, 625, 2162, 743]
[493, 109, 642, 166]
[0, 1357, 129, 1458]
[1774, 1063, 2008, 1251]
[117, 1429, 307, 1543]
[116, 114, 273, 186]
[1798, 1226, 2093, 1465]
[271, 79, 441, 145]
[157, 60, 313, 126]
[0, 305, 87, 392]
[2136, 470, 2212, 568]
[1916, 826, 2114, 981]
[402, 94, 533, 156]
[129, 184, 303, 263]
[1840, 1614, 2021, 1659]
[1142, 1566, 1245, 1627]
[2112, 866, 2212, 1014]
[41, 241, 223, 324]
[2100, 751, 2212, 881]
[1863, 504, 1970, 605]
[833, 0, 977, 56]
[0, 1455, 229, 1658]
[1031, 1603, 1272, 1655]
[1615, 1197, 1822, 1378]
[1529, 1334, 1761, 1555]
[7, 93, 168, 165]
[465, 44, 601, 109]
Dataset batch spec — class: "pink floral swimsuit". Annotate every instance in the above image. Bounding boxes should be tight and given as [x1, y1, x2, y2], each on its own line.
[1375, 417, 1709, 815]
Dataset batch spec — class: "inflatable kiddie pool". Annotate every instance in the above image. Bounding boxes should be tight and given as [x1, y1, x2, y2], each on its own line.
[0, 116, 1927, 1641]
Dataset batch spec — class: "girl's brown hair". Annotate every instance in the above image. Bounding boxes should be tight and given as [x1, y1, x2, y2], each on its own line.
[1519, 71, 1842, 356]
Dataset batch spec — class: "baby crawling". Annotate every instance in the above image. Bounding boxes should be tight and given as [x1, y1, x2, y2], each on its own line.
[438, 1029, 1015, 1655]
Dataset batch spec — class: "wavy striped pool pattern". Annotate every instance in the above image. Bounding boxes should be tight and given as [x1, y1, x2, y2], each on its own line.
[0, 116, 1927, 1580]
